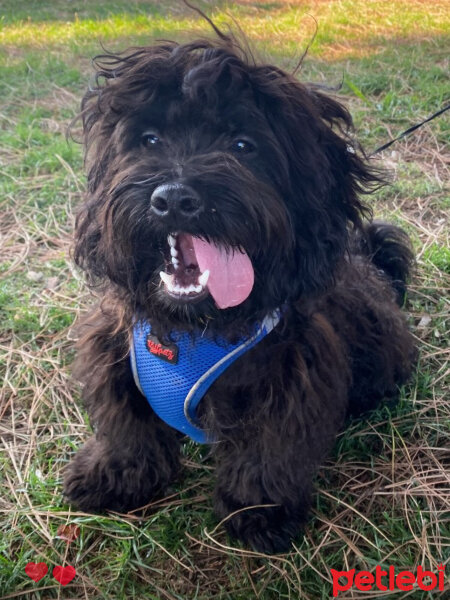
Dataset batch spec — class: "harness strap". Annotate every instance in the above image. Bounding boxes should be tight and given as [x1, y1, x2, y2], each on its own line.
[130, 311, 281, 443]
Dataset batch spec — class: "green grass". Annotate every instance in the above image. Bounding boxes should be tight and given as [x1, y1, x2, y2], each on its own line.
[0, 1, 449, 598]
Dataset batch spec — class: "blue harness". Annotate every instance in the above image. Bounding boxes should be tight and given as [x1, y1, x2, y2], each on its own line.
[130, 312, 280, 443]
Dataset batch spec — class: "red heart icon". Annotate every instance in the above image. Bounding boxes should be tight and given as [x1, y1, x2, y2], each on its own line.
[52, 565, 76, 586]
[25, 562, 48, 582]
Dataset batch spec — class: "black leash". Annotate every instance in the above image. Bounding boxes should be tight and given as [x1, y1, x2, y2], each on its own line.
[371, 103, 450, 155]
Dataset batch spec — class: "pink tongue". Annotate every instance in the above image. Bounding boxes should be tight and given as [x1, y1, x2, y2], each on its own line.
[192, 237, 254, 309]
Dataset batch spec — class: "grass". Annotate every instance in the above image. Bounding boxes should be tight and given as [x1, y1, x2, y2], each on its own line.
[0, 1, 449, 598]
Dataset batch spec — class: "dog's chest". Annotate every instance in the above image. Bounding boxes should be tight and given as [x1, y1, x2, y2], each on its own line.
[130, 313, 281, 442]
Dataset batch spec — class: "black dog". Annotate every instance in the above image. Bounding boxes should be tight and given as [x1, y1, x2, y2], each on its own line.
[64, 27, 416, 553]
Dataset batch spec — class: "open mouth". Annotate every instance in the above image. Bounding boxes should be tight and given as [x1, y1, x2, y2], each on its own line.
[159, 233, 210, 302]
[159, 233, 255, 309]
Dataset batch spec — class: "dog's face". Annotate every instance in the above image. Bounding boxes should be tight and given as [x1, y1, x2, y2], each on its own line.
[75, 38, 375, 336]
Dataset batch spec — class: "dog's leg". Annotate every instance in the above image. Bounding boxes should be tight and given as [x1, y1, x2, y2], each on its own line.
[214, 449, 311, 554]
[213, 406, 344, 554]
[212, 317, 349, 554]
[64, 307, 180, 512]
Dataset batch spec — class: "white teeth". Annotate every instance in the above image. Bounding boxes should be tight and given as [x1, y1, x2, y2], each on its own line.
[198, 270, 210, 287]
[168, 234, 179, 269]
[159, 271, 174, 289]
[160, 273, 206, 297]
[161, 243, 210, 298]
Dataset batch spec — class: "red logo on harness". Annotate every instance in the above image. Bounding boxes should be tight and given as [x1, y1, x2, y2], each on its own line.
[146, 335, 179, 364]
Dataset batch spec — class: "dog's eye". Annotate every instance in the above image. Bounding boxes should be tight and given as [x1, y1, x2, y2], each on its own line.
[142, 133, 161, 147]
[231, 139, 256, 155]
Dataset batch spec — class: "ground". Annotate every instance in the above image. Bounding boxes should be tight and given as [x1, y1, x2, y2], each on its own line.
[0, 1, 449, 598]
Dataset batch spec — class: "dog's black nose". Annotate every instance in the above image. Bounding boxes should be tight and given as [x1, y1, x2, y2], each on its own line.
[150, 183, 203, 218]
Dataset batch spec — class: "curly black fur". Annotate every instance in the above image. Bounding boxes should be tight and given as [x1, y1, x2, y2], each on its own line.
[64, 31, 416, 553]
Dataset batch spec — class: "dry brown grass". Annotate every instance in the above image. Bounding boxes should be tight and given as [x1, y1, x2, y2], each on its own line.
[0, 2, 449, 597]
[2, 107, 448, 600]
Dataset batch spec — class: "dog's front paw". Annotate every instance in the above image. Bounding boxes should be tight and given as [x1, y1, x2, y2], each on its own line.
[215, 496, 307, 554]
[64, 437, 172, 513]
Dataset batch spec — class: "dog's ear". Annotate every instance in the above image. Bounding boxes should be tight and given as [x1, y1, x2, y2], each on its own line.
[80, 45, 177, 193]
[73, 45, 179, 285]
[251, 66, 382, 295]
[72, 60, 122, 284]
